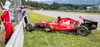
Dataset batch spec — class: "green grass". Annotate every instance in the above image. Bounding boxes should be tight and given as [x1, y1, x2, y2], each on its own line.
[47, 10, 100, 15]
[68, 12, 100, 15]
[24, 10, 100, 47]
[0, 9, 2, 14]
[0, 31, 5, 47]
[0, 9, 5, 47]
[27, 10, 56, 23]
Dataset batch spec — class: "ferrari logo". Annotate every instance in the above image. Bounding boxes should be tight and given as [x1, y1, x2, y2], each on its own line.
[62, 20, 64, 23]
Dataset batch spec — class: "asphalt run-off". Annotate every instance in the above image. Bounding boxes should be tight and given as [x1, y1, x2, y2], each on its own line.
[33, 10, 100, 29]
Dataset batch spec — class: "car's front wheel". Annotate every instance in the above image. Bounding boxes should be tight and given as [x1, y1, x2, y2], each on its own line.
[26, 23, 35, 32]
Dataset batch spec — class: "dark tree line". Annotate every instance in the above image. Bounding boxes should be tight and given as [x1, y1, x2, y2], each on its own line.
[23, 1, 90, 10]
[0, 0, 91, 10]
[0, 0, 6, 5]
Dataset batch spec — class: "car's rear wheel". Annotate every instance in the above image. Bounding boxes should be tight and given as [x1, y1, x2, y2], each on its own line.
[77, 26, 89, 36]
[26, 23, 35, 32]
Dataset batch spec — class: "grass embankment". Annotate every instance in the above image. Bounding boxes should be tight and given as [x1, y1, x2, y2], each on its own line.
[68, 12, 100, 15]
[24, 10, 100, 47]
[47, 10, 100, 15]
[0, 9, 5, 47]
[0, 31, 5, 47]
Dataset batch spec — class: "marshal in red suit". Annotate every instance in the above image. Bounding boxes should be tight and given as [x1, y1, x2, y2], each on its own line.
[0, 1, 13, 44]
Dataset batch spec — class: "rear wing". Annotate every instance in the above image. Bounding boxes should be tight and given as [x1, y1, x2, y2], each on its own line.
[77, 16, 98, 30]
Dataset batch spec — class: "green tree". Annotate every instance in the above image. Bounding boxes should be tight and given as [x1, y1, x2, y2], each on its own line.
[0, 0, 5, 5]
[22, 0, 28, 5]
[49, 2, 61, 10]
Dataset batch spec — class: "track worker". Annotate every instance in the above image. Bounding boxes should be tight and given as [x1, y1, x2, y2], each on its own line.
[57, 16, 61, 23]
[0, 1, 13, 44]
[20, 5, 28, 27]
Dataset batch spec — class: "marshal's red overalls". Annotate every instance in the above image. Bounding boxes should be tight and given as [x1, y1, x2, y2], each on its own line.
[1, 9, 13, 40]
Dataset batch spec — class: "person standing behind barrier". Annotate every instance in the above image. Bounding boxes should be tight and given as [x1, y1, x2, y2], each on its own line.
[20, 5, 28, 27]
[0, 1, 13, 44]
[57, 16, 61, 23]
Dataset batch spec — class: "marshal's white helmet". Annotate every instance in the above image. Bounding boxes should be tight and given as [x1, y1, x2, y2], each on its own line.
[4, 1, 11, 9]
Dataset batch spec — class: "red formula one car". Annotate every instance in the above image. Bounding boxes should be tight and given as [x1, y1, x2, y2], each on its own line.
[26, 16, 98, 36]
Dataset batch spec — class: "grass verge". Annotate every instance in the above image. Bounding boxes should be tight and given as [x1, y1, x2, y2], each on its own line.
[0, 31, 5, 47]
[0, 9, 5, 47]
[46, 10, 100, 15]
[24, 10, 100, 47]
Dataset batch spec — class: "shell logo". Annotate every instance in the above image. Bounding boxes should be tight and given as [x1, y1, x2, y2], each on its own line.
[50, 25, 53, 29]
[55, 26, 59, 30]
[62, 20, 64, 23]
[44, 23, 46, 26]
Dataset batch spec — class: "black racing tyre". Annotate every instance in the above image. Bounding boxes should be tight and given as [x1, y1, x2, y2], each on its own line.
[26, 23, 35, 32]
[77, 26, 89, 37]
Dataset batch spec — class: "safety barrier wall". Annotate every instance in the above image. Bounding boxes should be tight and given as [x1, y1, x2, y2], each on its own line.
[5, 17, 25, 47]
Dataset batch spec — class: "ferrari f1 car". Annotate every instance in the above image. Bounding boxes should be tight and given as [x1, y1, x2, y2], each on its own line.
[26, 16, 98, 36]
